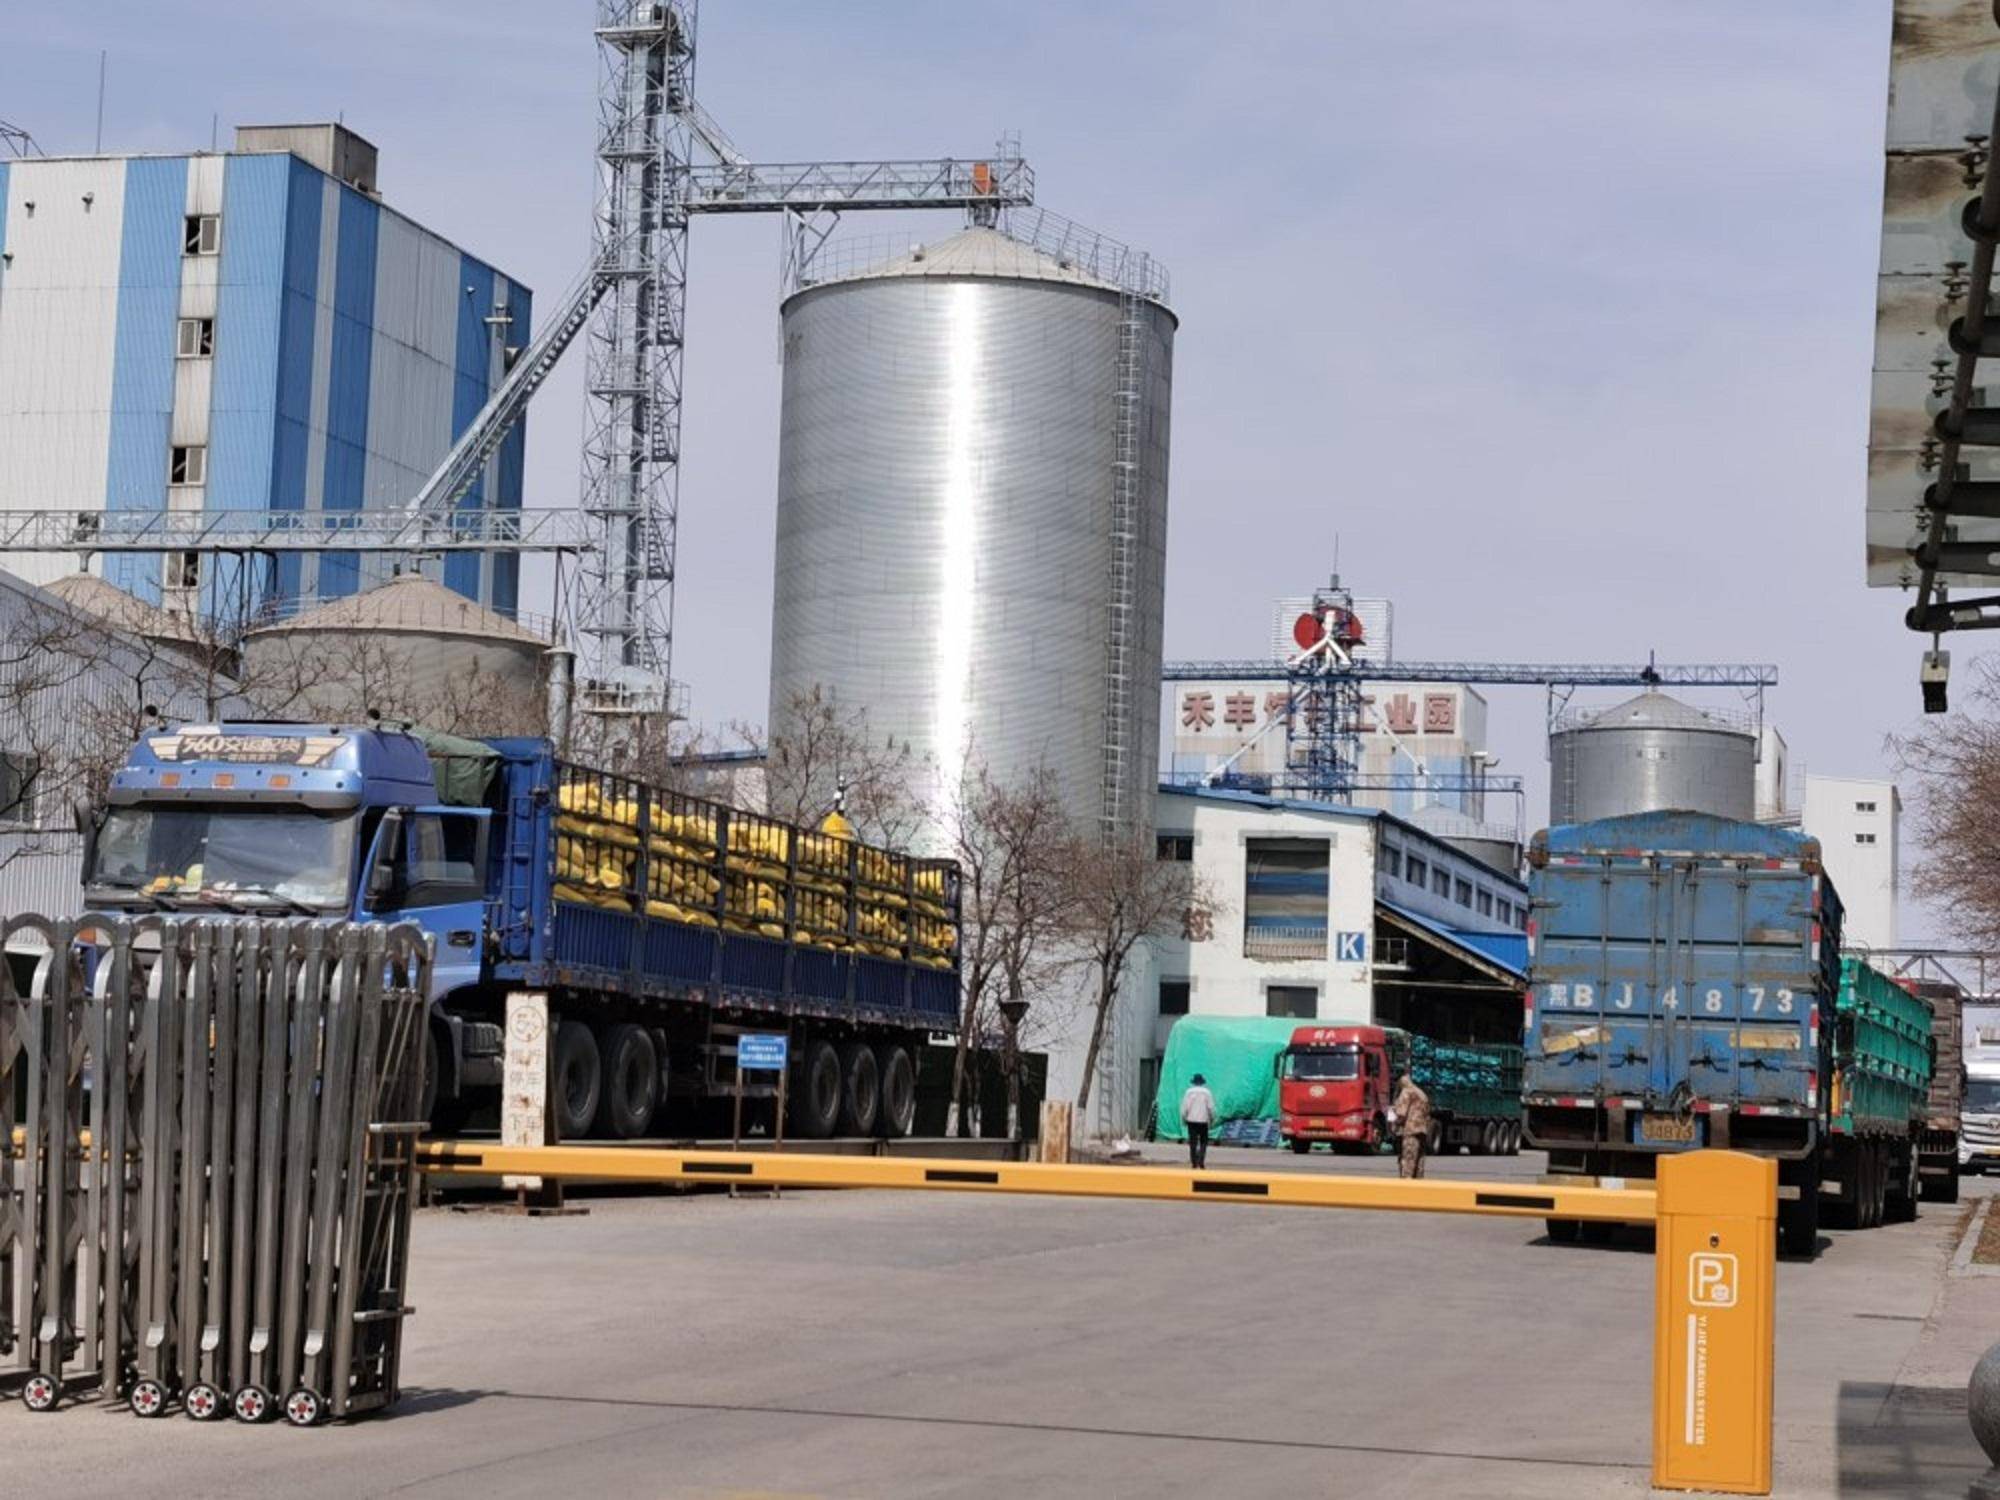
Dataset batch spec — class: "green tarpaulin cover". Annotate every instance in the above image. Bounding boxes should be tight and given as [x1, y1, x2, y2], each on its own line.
[1154, 1016, 1306, 1140]
[409, 726, 501, 808]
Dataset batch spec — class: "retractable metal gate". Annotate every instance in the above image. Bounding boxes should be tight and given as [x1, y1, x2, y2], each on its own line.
[0, 914, 430, 1426]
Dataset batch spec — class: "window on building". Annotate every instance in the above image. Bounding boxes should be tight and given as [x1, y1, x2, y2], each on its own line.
[0, 752, 40, 827]
[1432, 867, 1450, 897]
[1405, 855, 1427, 888]
[1518, 906, 1530, 930]
[1158, 979, 1190, 1017]
[176, 317, 214, 359]
[1454, 877, 1473, 907]
[164, 552, 201, 591]
[1265, 984, 1318, 1019]
[169, 445, 206, 486]
[1856, 800, 1877, 814]
[1382, 847, 1402, 879]
[1156, 833, 1193, 862]
[1243, 838, 1328, 960]
[1856, 832, 1877, 846]
[1495, 899, 1512, 925]
[1478, 890, 1494, 917]
[182, 214, 221, 256]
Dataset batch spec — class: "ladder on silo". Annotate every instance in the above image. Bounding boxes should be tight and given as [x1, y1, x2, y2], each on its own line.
[1099, 256, 1152, 849]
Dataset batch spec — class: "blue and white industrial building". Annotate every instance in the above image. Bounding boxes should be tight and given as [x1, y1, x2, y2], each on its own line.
[0, 123, 531, 615]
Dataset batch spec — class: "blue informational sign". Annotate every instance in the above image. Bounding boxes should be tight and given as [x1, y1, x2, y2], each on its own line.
[1336, 931, 1368, 964]
[736, 1033, 789, 1072]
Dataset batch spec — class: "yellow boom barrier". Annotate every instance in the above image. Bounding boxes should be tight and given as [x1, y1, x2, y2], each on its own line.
[417, 1141, 1774, 1496]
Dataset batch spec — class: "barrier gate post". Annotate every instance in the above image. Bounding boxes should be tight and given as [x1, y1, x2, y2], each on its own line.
[1652, 1149, 1776, 1495]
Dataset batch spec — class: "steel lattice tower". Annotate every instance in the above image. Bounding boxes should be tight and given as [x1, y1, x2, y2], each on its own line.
[575, 1, 693, 715]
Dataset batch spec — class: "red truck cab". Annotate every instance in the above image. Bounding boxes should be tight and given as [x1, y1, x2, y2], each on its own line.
[1277, 1024, 1404, 1154]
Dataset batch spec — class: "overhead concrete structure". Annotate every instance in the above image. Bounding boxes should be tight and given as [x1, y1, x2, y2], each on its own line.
[768, 224, 1174, 844]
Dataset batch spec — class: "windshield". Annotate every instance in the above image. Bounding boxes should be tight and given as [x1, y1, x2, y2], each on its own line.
[1286, 1050, 1361, 1081]
[89, 804, 358, 911]
[1967, 1078, 2000, 1114]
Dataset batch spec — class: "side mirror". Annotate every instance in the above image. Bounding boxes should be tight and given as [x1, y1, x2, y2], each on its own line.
[73, 797, 101, 881]
[365, 808, 403, 909]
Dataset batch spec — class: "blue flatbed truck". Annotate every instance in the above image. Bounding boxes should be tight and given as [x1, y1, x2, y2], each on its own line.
[80, 721, 961, 1140]
[1523, 810, 1840, 1257]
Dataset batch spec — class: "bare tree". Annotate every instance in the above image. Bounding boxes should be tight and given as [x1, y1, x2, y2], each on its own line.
[752, 685, 925, 846]
[1063, 833, 1215, 1117]
[941, 764, 1075, 1136]
[1890, 655, 2000, 943]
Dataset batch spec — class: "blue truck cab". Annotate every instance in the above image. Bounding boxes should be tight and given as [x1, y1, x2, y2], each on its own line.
[83, 721, 961, 1142]
[1523, 809, 1840, 1255]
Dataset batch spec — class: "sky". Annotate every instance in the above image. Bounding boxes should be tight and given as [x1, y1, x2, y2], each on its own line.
[7, 2, 1942, 925]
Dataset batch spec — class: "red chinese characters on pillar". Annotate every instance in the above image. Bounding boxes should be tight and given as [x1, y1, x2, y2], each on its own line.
[1223, 692, 1257, 727]
[1382, 693, 1418, 735]
[1181, 691, 1215, 731]
[1423, 693, 1458, 734]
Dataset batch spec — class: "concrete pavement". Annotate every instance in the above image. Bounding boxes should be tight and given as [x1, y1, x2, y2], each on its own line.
[3, 1147, 1991, 1499]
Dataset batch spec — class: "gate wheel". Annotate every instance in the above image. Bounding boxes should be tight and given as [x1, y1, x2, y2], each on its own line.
[129, 1379, 167, 1418]
[233, 1385, 274, 1423]
[284, 1387, 324, 1428]
[185, 1382, 223, 1421]
[21, 1373, 60, 1412]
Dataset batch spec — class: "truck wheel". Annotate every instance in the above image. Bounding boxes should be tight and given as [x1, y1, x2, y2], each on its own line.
[1923, 1165, 1961, 1205]
[1778, 1171, 1820, 1259]
[792, 1039, 842, 1139]
[1507, 1122, 1523, 1156]
[1578, 1220, 1615, 1245]
[1546, 1218, 1581, 1244]
[552, 1020, 601, 1141]
[1885, 1147, 1919, 1224]
[1858, 1144, 1881, 1230]
[595, 1024, 659, 1139]
[1290, 1138, 1312, 1155]
[838, 1042, 881, 1136]
[424, 1023, 470, 1137]
[876, 1044, 917, 1138]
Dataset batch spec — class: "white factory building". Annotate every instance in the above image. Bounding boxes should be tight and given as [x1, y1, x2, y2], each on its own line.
[1111, 784, 1528, 1132]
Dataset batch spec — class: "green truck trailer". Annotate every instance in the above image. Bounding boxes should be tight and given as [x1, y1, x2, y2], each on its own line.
[1824, 958, 1940, 1227]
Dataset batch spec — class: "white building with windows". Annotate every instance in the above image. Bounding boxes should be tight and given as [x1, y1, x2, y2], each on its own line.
[1799, 776, 1900, 950]
[1118, 784, 1528, 1130]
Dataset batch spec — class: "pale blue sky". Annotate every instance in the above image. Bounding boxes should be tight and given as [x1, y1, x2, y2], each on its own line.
[8, 2, 1922, 914]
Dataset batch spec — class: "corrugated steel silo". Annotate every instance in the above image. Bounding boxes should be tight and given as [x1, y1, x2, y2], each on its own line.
[768, 225, 1175, 843]
[1549, 690, 1756, 825]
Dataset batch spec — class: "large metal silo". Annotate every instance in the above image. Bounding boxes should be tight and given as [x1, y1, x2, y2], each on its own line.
[1549, 691, 1757, 825]
[769, 225, 1175, 843]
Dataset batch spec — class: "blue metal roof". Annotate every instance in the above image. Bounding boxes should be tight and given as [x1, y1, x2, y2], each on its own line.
[1158, 782, 1382, 822]
[1378, 898, 1528, 979]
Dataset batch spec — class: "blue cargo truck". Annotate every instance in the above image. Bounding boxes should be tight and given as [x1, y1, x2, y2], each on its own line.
[79, 721, 961, 1140]
[1523, 810, 1840, 1257]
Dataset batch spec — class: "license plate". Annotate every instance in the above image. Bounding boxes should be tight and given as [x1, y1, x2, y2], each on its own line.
[1639, 1113, 1697, 1144]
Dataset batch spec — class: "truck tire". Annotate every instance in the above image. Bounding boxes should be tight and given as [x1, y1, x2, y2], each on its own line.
[1507, 1122, 1523, 1156]
[876, 1044, 917, 1138]
[1480, 1121, 1501, 1156]
[1922, 1163, 1961, 1205]
[1290, 1138, 1312, 1155]
[1778, 1169, 1820, 1259]
[1885, 1145, 1919, 1224]
[595, 1024, 659, 1140]
[1859, 1143, 1882, 1230]
[552, 1020, 601, 1142]
[1824, 1142, 1860, 1231]
[838, 1042, 881, 1136]
[1578, 1220, 1615, 1245]
[1546, 1218, 1581, 1244]
[793, 1039, 842, 1139]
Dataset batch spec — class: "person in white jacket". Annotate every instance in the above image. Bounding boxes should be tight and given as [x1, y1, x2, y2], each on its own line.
[1180, 1073, 1218, 1169]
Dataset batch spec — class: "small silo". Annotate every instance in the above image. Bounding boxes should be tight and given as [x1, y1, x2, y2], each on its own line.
[241, 573, 548, 726]
[767, 224, 1175, 843]
[1549, 690, 1756, 825]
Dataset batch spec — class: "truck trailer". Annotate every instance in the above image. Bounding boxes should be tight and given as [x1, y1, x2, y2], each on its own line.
[80, 722, 962, 1140]
[1524, 811, 1941, 1257]
[1277, 1024, 1523, 1156]
[1523, 810, 1840, 1256]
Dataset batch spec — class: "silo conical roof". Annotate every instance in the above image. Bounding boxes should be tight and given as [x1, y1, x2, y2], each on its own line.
[816, 225, 1126, 293]
[1577, 690, 1741, 734]
[44, 572, 209, 646]
[244, 573, 544, 644]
